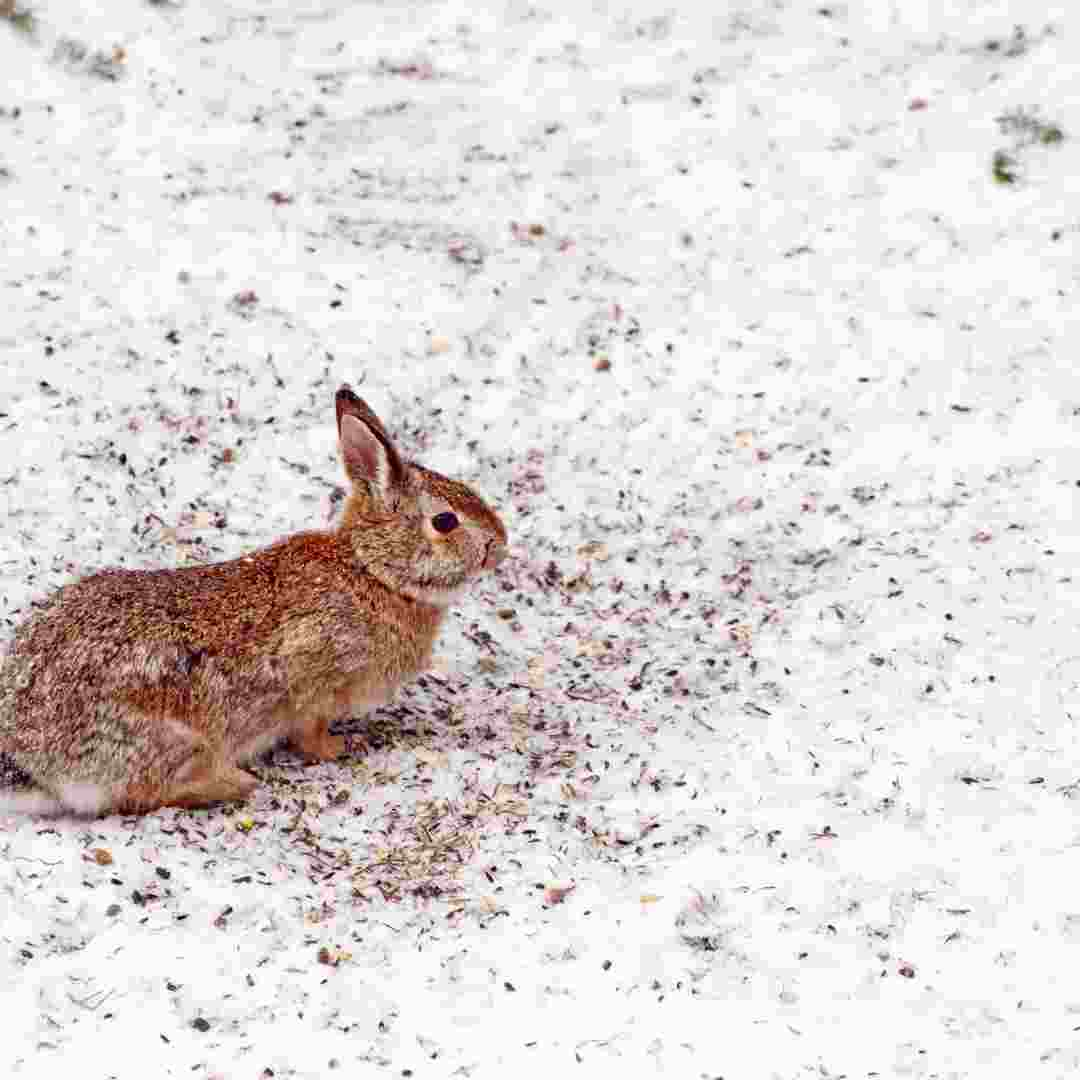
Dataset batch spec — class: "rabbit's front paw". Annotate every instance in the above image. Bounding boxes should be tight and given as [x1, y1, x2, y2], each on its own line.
[291, 720, 346, 763]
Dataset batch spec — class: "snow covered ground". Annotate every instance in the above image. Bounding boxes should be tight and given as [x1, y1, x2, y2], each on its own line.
[1, 0, 1079, 1076]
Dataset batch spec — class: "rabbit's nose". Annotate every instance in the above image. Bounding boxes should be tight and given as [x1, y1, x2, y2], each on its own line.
[483, 541, 508, 570]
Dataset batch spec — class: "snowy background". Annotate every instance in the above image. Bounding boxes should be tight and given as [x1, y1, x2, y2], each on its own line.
[1, 0, 1079, 1076]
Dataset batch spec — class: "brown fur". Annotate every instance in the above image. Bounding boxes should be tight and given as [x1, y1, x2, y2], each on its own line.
[0, 386, 508, 816]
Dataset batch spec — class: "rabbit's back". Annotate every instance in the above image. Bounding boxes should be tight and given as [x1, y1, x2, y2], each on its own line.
[0, 530, 444, 767]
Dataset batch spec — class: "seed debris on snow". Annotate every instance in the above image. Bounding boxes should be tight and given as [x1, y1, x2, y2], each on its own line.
[0, 0, 1079, 1076]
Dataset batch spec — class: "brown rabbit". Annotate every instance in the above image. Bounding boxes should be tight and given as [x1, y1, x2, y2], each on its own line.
[0, 385, 508, 817]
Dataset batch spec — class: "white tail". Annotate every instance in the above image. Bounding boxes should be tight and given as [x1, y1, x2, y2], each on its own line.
[0, 782, 106, 818]
[0, 788, 66, 817]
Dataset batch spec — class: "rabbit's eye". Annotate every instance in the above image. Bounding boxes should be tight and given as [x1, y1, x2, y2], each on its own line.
[431, 511, 460, 534]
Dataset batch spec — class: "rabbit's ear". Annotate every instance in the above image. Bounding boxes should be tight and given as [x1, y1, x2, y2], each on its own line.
[336, 385, 406, 496]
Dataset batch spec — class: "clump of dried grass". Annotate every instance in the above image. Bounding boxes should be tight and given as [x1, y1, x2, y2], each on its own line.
[352, 787, 528, 903]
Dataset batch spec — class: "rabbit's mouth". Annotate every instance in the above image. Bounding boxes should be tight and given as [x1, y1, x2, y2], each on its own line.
[396, 564, 473, 603]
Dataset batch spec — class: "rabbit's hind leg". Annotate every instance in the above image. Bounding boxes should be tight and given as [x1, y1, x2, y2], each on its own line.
[117, 763, 258, 813]
[158, 763, 259, 811]
[112, 726, 258, 814]
[4, 710, 230, 817]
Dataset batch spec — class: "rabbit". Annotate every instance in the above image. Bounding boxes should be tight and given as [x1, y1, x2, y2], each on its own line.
[0, 384, 508, 817]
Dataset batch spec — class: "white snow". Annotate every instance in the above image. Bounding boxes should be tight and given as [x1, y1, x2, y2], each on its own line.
[1, 0, 1079, 1077]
